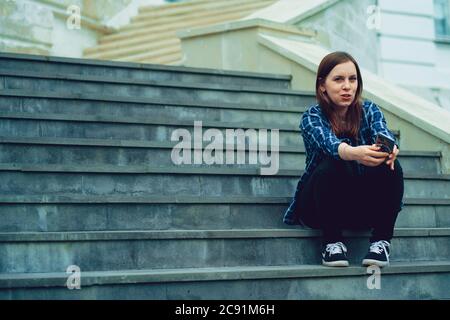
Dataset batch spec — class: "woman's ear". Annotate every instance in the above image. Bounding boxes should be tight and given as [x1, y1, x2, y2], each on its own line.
[318, 78, 326, 93]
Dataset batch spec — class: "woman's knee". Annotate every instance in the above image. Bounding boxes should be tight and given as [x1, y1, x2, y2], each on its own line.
[393, 159, 403, 177]
[387, 159, 404, 183]
[313, 157, 345, 178]
[367, 159, 403, 181]
[361, 159, 404, 204]
[309, 158, 356, 195]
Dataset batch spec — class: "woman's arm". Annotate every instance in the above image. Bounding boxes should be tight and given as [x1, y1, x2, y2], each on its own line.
[367, 102, 400, 170]
[368, 102, 397, 146]
[300, 108, 351, 160]
[301, 106, 390, 166]
[338, 142, 389, 166]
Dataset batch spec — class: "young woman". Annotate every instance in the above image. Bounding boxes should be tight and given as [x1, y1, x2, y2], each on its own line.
[283, 51, 404, 267]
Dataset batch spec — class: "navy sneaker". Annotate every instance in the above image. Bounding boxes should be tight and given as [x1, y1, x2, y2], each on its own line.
[322, 242, 349, 267]
[362, 240, 391, 267]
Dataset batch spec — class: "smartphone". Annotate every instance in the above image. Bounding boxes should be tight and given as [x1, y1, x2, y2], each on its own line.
[375, 132, 395, 154]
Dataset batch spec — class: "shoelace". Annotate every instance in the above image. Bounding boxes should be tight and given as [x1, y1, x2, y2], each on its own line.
[369, 240, 391, 261]
[325, 242, 347, 255]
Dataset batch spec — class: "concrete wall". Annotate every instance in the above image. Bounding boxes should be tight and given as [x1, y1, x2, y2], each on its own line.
[376, 0, 450, 111]
[105, 0, 166, 29]
[294, 0, 379, 73]
[180, 22, 315, 73]
[377, 0, 436, 85]
[50, 15, 99, 58]
[31, 0, 133, 23]
[0, 0, 165, 58]
[0, 0, 102, 57]
[181, 27, 261, 71]
[0, 0, 53, 55]
[82, 0, 133, 22]
[289, 0, 450, 111]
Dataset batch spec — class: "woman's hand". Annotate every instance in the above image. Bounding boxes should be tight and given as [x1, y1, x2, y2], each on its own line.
[385, 144, 399, 171]
[347, 144, 390, 167]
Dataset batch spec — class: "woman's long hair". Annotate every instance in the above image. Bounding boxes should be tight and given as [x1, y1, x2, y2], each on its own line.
[316, 51, 363, 141]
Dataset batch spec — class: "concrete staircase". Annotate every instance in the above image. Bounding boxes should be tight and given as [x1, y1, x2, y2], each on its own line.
[83, 0, 276, 65]
[0, 53, 449, 299]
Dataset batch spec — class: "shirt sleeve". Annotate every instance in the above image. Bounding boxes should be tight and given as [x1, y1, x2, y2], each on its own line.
[368, 102, 398, 147]
[300, 108, 351, 160]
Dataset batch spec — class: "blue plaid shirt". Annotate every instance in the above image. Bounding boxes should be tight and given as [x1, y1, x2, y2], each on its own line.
[283, 99, 398, 225]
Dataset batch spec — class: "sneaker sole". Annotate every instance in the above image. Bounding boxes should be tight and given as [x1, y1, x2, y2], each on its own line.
[322, 259, 349, 267]
[362, 259, 389, 267]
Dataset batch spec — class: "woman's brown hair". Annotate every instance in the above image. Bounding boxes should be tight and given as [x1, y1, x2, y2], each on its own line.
[316, 51, 363, 141]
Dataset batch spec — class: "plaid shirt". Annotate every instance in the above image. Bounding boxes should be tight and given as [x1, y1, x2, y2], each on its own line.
[283, 99, 398, 225]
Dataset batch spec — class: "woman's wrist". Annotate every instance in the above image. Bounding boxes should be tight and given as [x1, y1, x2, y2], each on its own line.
[338, 143, 347, 160]
[338, 143, 353, 161]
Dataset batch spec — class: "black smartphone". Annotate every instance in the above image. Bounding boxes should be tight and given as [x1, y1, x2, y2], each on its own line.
[375, 132, 395, 154]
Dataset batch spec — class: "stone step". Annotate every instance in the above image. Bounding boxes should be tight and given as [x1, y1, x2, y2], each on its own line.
[0, 137, 440, 174]
[86, 31, 179, 56]
[98, 23, 175, 45]
[123, 3, 268, 34]
[92, 44, 182, 65]
[2, 53, 446, 301]
[0, 228, 448, 273]
[121, 1, 271, 33]
[0, 71, 305, 108]
[0, 115, 304, 148]
[111, 44, 181, 64]
[87, 6, 264, 60]
[85, 37, 180, 61]
[1, 261, 449, 299]
[88, 1, 268, 52]
[147, 52, 182, 65]
[133, 0, 273, 23]
[0, 166, 449, 199]
[0, 53, 291, 89]
[0, 196, 448, 232]
[0, 111, 400, 151]
[138, 0, 213, 14]
[0, 90, 313, 127]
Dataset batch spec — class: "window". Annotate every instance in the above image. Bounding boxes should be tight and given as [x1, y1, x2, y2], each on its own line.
[434, 0, 450, 38]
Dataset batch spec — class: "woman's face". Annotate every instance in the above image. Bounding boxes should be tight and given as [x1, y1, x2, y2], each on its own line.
[320, 61, 358, 109]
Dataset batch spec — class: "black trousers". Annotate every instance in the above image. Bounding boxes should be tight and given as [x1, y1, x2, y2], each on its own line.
[298, 157, 404, 244]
